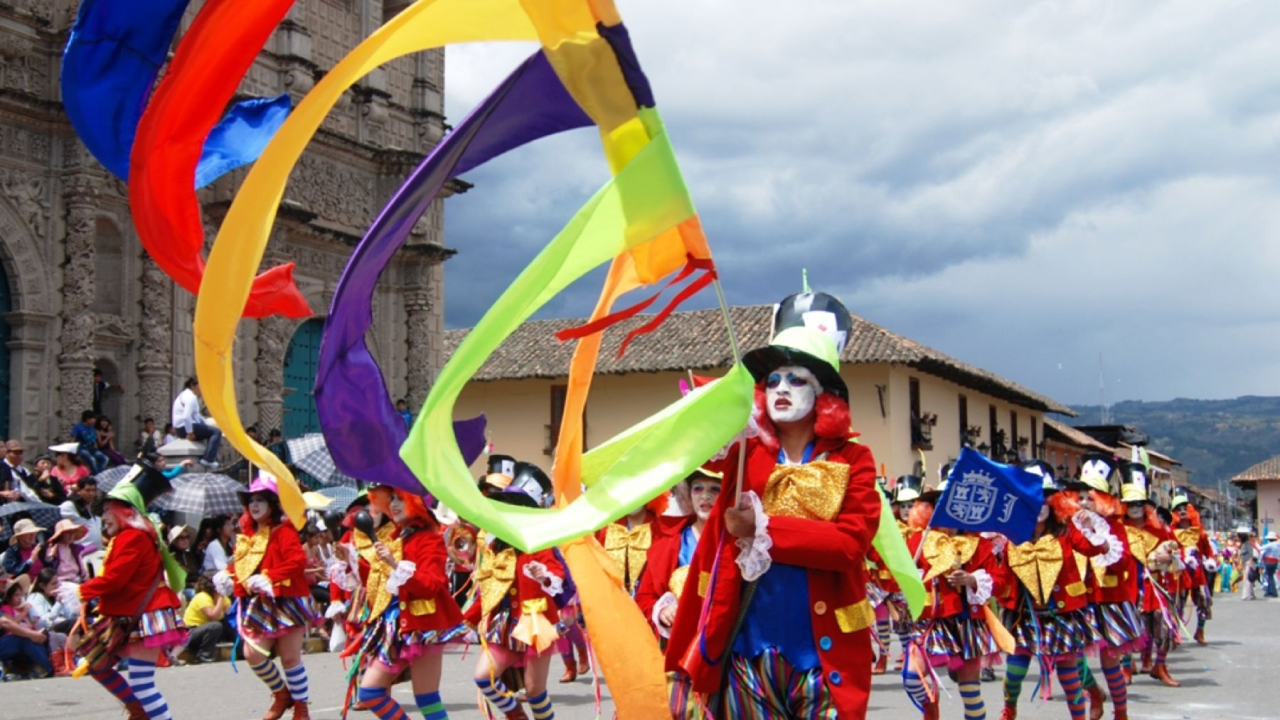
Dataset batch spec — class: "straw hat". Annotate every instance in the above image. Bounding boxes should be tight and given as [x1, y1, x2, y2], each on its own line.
[167, 524, 194, 546]
[8, 518, 44, 545]
[0, 573, 31, 598]
[48, 518, 88, 544]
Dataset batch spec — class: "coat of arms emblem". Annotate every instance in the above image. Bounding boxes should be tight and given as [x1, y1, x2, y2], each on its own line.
[945, 470, 1000, 525]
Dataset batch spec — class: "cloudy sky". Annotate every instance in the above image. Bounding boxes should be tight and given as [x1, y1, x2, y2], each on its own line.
[439, 0, 1280, 405]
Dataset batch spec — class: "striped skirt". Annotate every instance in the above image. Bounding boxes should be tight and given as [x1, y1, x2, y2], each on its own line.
[240, 595, 320, 641]
[1001, 606, 1099, 662]
[76, 608, 187, 672]
[360, 604, 469, 671]
[1093, 601, 1147, 655]
[483, 606, 524, 654]
[922, 614, 1000, 668]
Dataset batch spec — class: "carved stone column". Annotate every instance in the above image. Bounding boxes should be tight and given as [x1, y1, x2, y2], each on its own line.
[136, 255, 173, 424]
[403, 256, 435, 408]
[58, 173, 99, 421]
[255, 314, 291, 435]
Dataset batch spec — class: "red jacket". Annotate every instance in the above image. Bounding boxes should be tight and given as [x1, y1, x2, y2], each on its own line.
[79, 527, 181, 617]
[230, 523, 310, 598]
[907, 531, 996, 620]
[996, 523, 1107, 614]
[1091, 516, 1139, 605]
[1171, 520, 1213, 589]
[394, 526, 464, 634]
[665, 437, 880, 720]
[1123, 518, 1182, 613]
[635, 516, 696, 634]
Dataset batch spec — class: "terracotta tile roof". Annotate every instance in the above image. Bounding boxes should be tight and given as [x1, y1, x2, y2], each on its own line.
[1044, 418, 1116, 453]
[443, 304, 1074, 415]
[1231, 455, 1280, 484]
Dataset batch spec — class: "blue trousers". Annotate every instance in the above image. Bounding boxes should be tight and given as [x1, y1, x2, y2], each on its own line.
[0, 634, 53, 674]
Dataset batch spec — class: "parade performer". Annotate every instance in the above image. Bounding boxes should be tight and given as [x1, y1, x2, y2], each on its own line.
[1170, 488, 1213, 645]
[665, 291, 882, 720]
[871, 474, 926, 676]
[995, 460, 1121, 720]
[1117, 464, 1183, 688]
[635, 468, 723, 641]
[468, 469, 566, 720]
[907, 478, 1000, 720]
[345, 486, 468, 720]
[596, 493, 668, 597]
[76, 461, 188, 720]
[214, 476, 320, 720]
[1071, 455, 1148, 720]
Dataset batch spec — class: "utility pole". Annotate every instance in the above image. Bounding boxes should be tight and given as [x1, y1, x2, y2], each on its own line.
[1098, 353, 1110, 425]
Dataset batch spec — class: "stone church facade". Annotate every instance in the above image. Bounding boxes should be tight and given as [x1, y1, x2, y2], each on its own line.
[0, 0, 450, 452]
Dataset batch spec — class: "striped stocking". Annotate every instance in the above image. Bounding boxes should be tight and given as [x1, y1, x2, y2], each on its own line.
[126, 658, 172, 720]
[249, 659, 285, 693]
[959, 680, 985, 720]
[1003, 654, 1031, 705]
[1103, 663, 1128, 715]
[91, 667, 139, 706]
[283, 663, 309, 703]
[415, 691, 448, 720]
[528, 691, 554, 720]
[476, 678, 518, 714]
[1056, 663, 1086, 720]
[357, 687, 409, 720]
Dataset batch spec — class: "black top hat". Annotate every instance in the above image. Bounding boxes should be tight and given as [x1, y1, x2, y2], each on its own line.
[742, 291, 851, 400]
[481, 454, 518, 494]
[116, 459, 175, 508]
[510, 461, 553, 508]
[491, 489, 542, 510]
[1021, 459, 1065, 494]
[1077, 452, 1117, 494]
[893, 474, 924, 504]
[1118, 462, 1152, 505]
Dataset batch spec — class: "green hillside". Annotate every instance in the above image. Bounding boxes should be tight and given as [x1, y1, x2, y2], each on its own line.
[1057, 396, 1280, 487]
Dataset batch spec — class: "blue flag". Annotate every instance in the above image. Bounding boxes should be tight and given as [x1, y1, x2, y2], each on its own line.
[932, 447, 1044, 544]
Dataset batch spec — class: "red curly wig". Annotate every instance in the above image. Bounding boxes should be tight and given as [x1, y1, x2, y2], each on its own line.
[1047, 491, 1080, 523]
[393, 489, 438, 531]
[1174, 503, 1203, 529]
[1088, 489, 1121, 519]
[752, 384, 851, 453]
[908, 500, 934, 530]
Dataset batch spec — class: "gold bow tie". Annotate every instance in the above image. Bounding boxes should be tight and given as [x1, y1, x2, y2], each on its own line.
[476, 547, 518, 617]
[603, 523, 652, 593]
[233, 527, 271, 586]
[762, 460, 850, 522]
[1174, 526, 1201, 550]
[922, 531, 980, 583]
[366, 537, 404, 619]
[1007, 535, 1064, 607]
[1125, 525, 1159, 563]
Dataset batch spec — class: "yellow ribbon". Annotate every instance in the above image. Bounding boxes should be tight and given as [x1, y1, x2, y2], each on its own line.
[921, 531, 980, 583]
[1007, 535, 1064, 607]
[762, 460, 850, 522]
[511, 597, 559, 654]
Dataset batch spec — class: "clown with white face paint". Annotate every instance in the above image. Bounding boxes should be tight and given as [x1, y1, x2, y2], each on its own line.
[636, 469, 723, 641]
[218, 475, 320, 720]
[664, 290, 885, 720]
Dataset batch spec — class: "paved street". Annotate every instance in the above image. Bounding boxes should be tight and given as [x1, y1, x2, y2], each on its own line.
[6, 591, 1275, 719]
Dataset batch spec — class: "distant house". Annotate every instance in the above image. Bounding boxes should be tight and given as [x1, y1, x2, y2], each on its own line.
[444, 305, 1073, 483]
[1231, 456, 1280, 534]
[1043, 420, 1189, 506]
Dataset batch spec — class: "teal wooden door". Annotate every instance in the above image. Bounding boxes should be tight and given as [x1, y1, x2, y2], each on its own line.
[283, 318, 323, 438]
[0, 264, 10, 439]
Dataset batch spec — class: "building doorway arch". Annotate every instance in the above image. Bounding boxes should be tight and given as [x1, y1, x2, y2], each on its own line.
[0, 261, 10, 439]
[282, 318, 324, 438]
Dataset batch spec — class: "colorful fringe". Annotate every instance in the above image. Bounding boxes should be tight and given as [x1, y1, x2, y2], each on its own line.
[359, 604, 470, 670]
[724, 647, 837, 720]
[77, 609, 188, 672]
[922, 614, 1000, 666]
[1093, 601, 1148, 656]
[482, 606, 526, 654]
[240, 595, 320, 640]
[1000, 606, 1099, 661]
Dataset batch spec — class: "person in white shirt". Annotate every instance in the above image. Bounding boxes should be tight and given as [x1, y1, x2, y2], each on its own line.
[172, 377, 222, 468]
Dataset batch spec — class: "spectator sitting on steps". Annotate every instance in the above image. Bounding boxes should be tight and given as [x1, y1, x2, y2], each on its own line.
[70, 410, 108, 474]
[172, 377, 222, 470]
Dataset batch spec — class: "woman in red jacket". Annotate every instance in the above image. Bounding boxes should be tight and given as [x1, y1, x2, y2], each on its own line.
[215, 475, 319, 720]
[469, 481, 566, 720]
[995, 461, 1121, 720]
[906, 488, 1000, 720]
[77, 462, 187, 720]
[352, 487, 467, 720]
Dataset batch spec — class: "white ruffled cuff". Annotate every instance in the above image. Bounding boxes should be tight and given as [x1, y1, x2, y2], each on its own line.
[734, 490, 773, 582]
[385, 560, 417, 596]
[326, 559, 354, 591]
[245, 574, 275, 597]
[652, 591, 679, 639]
[1092, 533, 1125, 569]
[523, 561, 565, 597]
[1073, 510, 1111, 547]
[966, 569, 994, 606]
[1185, 552, 1200, 571]
[213, 570, 235, 597]
[324, 601, 347, 619]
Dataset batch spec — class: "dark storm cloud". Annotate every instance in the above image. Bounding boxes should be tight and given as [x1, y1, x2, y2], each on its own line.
[441, 1, 1280, 403]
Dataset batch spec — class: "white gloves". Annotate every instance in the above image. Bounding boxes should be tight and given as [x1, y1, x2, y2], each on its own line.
[245, 574, 275, 597]
[212, 570, 235, 597]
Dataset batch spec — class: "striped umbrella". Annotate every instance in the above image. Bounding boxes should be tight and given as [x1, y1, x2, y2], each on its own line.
[286, 433, 358, 488]
[90, 465, 135, 493]
[152, 473, 244, 517]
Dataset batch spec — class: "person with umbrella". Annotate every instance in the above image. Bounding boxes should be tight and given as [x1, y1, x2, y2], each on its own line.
[2, 518, 45, 578]
[75, 460, 188, 720]
[213, 475, 318, 720]
[349, 486, 468, 720]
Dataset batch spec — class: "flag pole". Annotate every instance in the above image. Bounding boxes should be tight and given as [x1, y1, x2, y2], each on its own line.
[710, 277, 748, 507]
